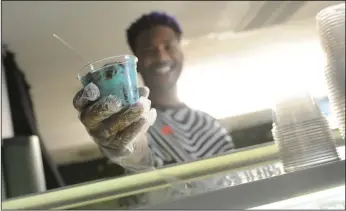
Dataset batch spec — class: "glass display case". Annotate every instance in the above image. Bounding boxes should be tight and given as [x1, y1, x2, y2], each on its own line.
[2, 143, 344, 210]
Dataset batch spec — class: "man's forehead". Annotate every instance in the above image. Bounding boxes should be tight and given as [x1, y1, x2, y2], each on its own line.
[135, 26, 176, 49]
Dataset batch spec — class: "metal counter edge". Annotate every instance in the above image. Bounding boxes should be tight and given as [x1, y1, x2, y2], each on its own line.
[2, 142, 279, 209]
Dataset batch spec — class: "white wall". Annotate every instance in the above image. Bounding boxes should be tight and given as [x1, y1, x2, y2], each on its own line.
[179, 39, 327, 119]
[1, 66, 14, 139]
[179, 20, 327, 120]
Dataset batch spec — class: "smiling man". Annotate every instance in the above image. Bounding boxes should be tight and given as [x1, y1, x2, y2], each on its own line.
[125, 12, 235, 167]
[73, 12, 235, 172]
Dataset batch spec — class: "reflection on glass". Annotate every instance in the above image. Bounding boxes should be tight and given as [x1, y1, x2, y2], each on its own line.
[119, 161, 285, 209]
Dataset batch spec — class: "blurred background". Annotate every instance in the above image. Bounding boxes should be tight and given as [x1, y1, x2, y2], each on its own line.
[1, 1, 343, 189]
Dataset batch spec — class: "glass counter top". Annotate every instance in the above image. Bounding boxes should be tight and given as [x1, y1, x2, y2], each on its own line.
[2, 143, 344, 210]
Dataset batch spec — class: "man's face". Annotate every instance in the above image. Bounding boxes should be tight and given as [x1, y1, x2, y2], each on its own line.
[134, 25, 184, 93]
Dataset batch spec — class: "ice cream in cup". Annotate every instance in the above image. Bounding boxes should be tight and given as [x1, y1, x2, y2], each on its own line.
[78, 55, 139, 106]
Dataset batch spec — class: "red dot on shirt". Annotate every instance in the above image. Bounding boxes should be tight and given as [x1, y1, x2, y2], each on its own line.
[161, 125, 173, 135]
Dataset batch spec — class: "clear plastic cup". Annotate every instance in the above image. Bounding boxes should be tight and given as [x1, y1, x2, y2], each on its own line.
[78, 55, 139, 106]
[272, 93, 323, 126]
[271, 92, 340, 173]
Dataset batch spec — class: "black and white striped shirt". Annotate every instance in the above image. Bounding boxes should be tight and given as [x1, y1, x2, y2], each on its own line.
[116, 103, 235, 207]
[115, 104, 285, 208]
[148, 103, 234, 167]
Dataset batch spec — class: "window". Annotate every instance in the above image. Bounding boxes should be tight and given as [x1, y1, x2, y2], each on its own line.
[178, 39, 328, 119]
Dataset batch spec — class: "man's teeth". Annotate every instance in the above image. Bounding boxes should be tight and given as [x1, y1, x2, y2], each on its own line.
[156, 66, 171, 74]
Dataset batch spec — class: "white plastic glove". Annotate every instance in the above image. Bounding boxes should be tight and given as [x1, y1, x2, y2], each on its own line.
[73, 83, 157, 171]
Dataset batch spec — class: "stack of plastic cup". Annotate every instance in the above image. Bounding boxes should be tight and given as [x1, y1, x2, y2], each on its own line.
[316, 3, 345, 139]
[272, 93, 340, 173]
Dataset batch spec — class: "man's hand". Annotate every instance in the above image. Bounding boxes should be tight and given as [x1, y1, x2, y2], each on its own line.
[73, 83, 156, 158]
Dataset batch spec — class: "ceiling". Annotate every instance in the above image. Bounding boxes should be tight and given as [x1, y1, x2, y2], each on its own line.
[2, 1, 250, 71]
[2, 1, 341, 73]
[1, 1, 343, 163]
